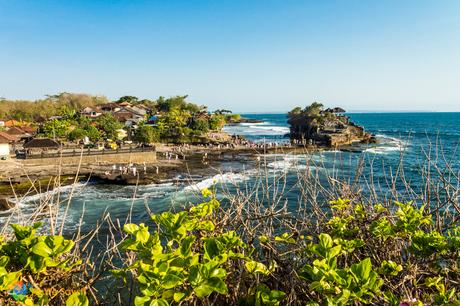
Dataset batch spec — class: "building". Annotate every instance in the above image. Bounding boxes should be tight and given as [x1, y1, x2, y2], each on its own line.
[23, 138, 60, 154]
[6, 126, 35, 142]
[114, 107, 145, 127]
[100, 102, 121, 112]
[0, 132, 17, 157]
[80, 107, 102, 118]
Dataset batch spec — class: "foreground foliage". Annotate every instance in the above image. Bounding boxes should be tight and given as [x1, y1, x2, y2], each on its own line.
[111, 192, 460, 305]
[0, 223, 88, 305]
[1, 193, 459, 305]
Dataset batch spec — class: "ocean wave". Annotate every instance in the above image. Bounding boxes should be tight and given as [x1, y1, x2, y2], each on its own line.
[184, 172, 250, 192]
[365, 134, 408, 154]
[364, 146, 403, 154]
[10, 182, 87, 205]
[238, 122, 267, 126]
[248, 125, 290, 133]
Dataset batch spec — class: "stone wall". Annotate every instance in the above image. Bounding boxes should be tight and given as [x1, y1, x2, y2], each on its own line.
[21, 151, 157, 166]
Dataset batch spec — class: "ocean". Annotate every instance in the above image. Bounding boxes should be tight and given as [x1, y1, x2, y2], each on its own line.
[2, 112, 460, 238]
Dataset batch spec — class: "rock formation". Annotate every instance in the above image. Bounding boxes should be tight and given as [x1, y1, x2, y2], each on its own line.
[288, 102, 375, 148]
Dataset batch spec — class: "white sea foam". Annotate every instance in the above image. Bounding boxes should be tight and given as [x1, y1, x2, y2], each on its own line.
[10, 182, 87, 205]
[365, 134, 408, 154]
[247, 125, 290, 133]
[184, 172, 250, 192]
[238, 122, 267, 126]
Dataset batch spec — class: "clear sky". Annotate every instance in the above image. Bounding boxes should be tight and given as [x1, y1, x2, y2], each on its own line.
[1, 0, 459, 112]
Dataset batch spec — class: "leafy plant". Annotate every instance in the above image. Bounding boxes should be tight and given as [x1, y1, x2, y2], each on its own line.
[300, 233, 383, 305]
[0, 222, 88, 305]
[114, 189, 284, 305]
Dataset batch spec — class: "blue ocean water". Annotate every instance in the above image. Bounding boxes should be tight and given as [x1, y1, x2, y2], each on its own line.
[3, 112, 460, 237]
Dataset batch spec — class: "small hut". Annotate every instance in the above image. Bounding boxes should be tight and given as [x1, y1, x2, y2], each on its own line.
[23, 138, 60, 155]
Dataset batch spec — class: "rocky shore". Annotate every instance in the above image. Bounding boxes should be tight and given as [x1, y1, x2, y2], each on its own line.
[0, 142, 318, 209]
[0, 114, 375, 210]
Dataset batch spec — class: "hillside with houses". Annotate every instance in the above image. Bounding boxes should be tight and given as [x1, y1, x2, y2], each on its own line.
[0, 93, 241, 159]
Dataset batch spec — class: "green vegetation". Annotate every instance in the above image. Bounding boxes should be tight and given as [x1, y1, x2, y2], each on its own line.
[1, 192, 459, 305]
[288, 102, 336, 124]
[134, 123, 160, 144]
[2, 93, 238, 144]
[0, 93, 108, 121]
[0, 223, 88, 305]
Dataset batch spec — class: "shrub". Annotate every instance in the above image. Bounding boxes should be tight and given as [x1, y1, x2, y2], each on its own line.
[113, 189, 283, 305]
[0, 223, 88, 305]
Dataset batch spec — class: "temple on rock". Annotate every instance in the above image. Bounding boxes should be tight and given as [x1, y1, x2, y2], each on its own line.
[288, 102, 375, 148]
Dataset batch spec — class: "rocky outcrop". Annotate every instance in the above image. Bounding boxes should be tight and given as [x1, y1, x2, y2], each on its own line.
[288, 103, 375, 148]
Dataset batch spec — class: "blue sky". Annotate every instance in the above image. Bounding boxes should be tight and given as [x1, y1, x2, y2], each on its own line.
[1, 0, 459, 112]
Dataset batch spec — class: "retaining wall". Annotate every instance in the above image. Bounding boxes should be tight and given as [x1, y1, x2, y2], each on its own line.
[20, 151, 157, 166]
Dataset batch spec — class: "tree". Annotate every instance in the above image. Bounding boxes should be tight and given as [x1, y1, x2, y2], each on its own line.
[156, 95, 202, 114]
[304, 102, 324, 116]
[84, 125, 102, 142]
[134, 124, 159, 143]
[68, 128, 87, 141]
[209, 114, 226, 130]
[42, 119, 71, 138]
[190, 118, 210, 134]
[96, 113, 123, 140]
[117, 96, 139, 104]
[289, 107, 302, 115]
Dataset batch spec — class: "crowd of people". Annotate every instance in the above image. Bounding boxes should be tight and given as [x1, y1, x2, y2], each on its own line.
[103, 162, 159, 178]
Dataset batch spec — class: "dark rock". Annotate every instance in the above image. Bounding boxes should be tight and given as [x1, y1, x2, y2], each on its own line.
[0, 197, 14, 211]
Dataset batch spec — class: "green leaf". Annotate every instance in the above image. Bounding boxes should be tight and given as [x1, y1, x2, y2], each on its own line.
[136, 225, 150, 244]
[31, 241, 53, 257]
[66, 291, 89, 306]
[124, 223, 139, 235]
[319, 233, 333, 249]
[210, 268, 226, 279]
[353, 258, 372, 280]
[27, 255, 45, 273]
[134, 295, 151, 306]
[173, 291, 188, 302]
[149, 299, 169, 306]
[194, 277, 228, 297]
[180, 236, 195, 257]
[245, 260, 269, 275]
[0, 256, 9, 268]
[204, 239, 220, 259]
[189, 266, 205, 286]
[161, 273, 183, 289]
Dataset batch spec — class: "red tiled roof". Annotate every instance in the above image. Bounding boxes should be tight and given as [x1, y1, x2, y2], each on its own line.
[6, 126, 26, 135]
[0, 132, 17, 143]
[113, 112, 133, 122]
[19, 126, 37, 134]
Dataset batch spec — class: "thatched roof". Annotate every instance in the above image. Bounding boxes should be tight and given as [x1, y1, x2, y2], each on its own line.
[23, 138, 60, 149]
[325, 107, 346, 113]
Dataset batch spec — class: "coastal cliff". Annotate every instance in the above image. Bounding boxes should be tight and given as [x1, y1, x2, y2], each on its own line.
[288, 102, 375, 148]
